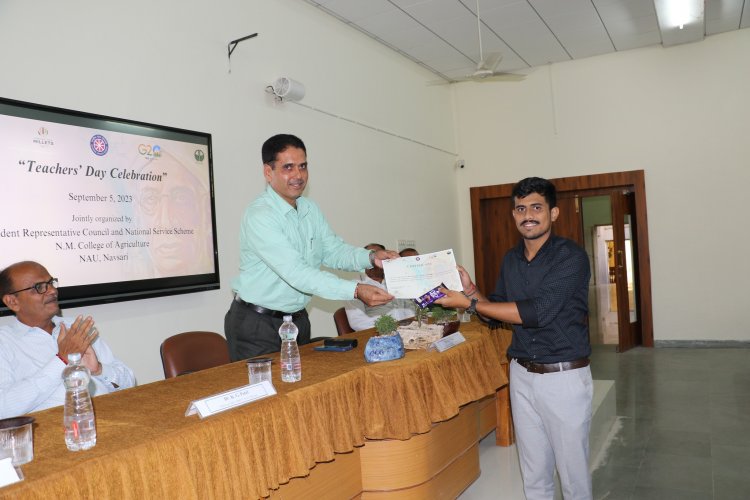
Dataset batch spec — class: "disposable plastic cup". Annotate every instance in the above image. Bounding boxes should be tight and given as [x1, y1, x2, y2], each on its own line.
[458, 308, 472, 323]
[0, 416, 35, 466]
[247, 358, 273, 385]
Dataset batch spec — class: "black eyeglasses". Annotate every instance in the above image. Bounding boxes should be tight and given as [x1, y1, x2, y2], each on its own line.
[9, 277, 58, 295]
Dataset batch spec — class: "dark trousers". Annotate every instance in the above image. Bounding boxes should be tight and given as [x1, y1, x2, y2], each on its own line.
[224, 299, 311, 361]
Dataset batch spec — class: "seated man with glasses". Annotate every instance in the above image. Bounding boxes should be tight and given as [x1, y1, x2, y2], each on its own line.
[0, 261, 135, 418]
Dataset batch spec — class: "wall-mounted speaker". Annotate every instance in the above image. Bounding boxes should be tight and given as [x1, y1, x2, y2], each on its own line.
[271, 77, 305, 102]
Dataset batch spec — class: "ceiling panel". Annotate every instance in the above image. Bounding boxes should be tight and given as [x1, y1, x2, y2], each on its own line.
[705, 0, 745, 34]
[317, 0, 394, 23]
[536, 8, 614, 58]
[403, 4, 480, 60]
[409, 40, 469, 66]
[399, 0, 473, 24]
[364, 20, 436, 52]
[606, 25, 662, 51]
[530, 0, 598, 16]
[428, 19, 486, 60]
[304, 0, 749, 82]
[355, 9, 427, 42]
[389, 0, 443, 7]
[480, 2, 569, 67]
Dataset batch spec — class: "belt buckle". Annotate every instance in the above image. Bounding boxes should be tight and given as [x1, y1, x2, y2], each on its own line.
[516, 358, 537, 373]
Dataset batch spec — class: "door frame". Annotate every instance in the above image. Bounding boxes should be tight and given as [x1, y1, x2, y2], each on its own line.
[611, 190, 642, 351]
[469, 170, 653, 347]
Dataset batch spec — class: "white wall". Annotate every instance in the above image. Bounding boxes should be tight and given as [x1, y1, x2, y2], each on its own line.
[0, 0, 459, 383]
[452, 28, 750, 342]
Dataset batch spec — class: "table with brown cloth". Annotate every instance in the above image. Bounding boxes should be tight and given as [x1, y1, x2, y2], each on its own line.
[0, 320, 508, 499]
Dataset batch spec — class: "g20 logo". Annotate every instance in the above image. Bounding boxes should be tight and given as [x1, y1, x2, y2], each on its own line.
[138, 144, 161, 158]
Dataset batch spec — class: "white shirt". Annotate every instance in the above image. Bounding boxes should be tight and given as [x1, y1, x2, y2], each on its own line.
[344, 274, 414, 331]
[0, 316, 136, 418]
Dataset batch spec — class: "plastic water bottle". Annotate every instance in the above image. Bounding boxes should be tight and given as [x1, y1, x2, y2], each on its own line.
[279, 315, 302, 382]
[62, 352, 97, 451]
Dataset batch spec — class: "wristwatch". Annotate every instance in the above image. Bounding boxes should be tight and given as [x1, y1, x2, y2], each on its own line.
[466, 298, 479, 315]
[368, 250, 376, 267]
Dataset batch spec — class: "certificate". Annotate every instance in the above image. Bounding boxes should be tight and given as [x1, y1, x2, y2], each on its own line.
[383, 249, 462, 299]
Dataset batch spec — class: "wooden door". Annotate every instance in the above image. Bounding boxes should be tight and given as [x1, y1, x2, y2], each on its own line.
[554, 193, 584, 245]
[612, 190, 642, 351]
[475, 195, 516, 296]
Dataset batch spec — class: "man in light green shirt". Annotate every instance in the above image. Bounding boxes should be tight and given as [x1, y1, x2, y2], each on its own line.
[225, 134, 398, 360]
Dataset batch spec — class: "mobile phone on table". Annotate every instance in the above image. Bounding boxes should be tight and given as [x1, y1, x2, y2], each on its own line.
[314, 345, 354, 352]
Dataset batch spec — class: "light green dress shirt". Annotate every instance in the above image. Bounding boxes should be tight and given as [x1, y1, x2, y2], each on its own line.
[232, 185, 372, 313]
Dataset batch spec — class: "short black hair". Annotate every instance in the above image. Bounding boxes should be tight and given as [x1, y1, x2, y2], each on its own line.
[365, 243, 385, 251]
[511, 177, 557, 209]
[399, 247, 418, 256]
[262, 134, 306, 165]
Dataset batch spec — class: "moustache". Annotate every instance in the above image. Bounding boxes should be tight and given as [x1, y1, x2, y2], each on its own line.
[520, 220, 539, 226]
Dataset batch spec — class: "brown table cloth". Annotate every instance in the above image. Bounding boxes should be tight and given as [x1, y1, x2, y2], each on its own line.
[1, 320, 507, 499]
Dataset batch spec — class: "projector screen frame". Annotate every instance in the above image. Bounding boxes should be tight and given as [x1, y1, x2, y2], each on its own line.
[0, 96, 220, 316]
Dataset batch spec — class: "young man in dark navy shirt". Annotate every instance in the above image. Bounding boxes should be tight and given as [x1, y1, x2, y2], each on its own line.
[438, 177, 593, 500]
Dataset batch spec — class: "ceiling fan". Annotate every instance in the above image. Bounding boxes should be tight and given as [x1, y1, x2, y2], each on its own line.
[448, 0, 525, 83]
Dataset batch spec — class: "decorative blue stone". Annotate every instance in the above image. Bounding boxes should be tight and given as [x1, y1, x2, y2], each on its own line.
[364, 333, 405, 363]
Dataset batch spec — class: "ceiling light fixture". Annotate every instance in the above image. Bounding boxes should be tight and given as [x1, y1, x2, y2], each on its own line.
[654, 0, 704, 46]
[655, 0, 703, 28]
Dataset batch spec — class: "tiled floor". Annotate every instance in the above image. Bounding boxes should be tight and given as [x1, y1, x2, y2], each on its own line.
[461, 345, 750, 500]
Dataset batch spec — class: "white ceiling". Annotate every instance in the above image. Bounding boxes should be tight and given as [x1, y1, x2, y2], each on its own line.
[304, 0, 750, 81]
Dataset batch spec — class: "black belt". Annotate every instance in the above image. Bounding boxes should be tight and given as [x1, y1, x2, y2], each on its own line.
[234, 295, 307, 320]
[513, 357, 590, 374]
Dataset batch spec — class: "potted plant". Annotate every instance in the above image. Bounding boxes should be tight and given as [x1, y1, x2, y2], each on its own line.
[429, 305, 460, 335]
[414, 303, 429, 327]
[364, 314, 405, 363]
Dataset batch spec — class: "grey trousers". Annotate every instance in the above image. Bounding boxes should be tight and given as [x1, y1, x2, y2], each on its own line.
[509, 359, 594, 500]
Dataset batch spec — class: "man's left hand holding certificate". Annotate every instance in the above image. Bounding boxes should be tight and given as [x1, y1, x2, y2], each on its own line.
[382, 249, 462, 299]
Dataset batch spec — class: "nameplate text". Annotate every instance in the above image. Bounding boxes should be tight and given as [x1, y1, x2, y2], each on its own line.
[185, 381, 276, 419]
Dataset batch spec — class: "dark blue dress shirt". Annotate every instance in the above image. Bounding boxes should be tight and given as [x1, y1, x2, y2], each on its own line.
[489, 234, 591, 363]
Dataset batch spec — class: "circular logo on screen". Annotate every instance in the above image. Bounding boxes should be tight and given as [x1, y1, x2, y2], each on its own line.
[194, 149, 205, 162]
[90, 135, 109, 156]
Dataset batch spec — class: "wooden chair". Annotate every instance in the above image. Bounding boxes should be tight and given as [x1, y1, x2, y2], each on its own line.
[333, 307, 354, 335]
[160, 331, 231, 379]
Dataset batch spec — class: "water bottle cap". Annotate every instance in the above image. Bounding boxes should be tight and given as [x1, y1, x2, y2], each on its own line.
[283, 315, 292, 322]
[67, 352, 82, 364]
